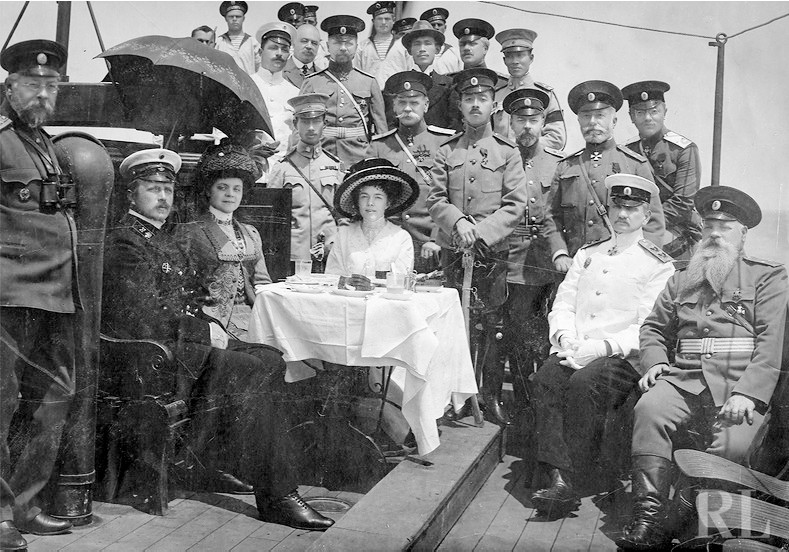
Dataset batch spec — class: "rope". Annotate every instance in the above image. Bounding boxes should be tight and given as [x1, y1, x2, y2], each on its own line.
[481, 1, 789, 42]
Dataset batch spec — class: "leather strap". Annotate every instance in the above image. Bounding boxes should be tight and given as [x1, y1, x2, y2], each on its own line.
[577, 155, 615, 237]
[324, 70, 370, 139]
[285, 155, 341, 223]
[393, 132, 432, 186]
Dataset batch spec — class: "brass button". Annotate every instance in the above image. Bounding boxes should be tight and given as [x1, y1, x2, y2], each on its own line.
[469, 177, 475, 183]
[602, 269, 609, 274]
[528, 180, 534, 185]
[703, 328, 710, 334]
[530, 216, 537, 223]
[706, 311, 712, 316]
[470, 159, 477, 165]
[705, 353, 712, 359]
[530, 198, 536, 203]
[596, 290, 602, 295]
[404, 214, 410, 220]
[587, 220, 594, 226]
[589, 200, 595, 205]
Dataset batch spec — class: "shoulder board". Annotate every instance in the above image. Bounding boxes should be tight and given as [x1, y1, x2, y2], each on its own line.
[0, 115, 11, 131]
[639, 239, 673, 263]
[617, 144, 648, 163]
[580, 237, 610, 250]
[427, 125, 456, 136]
[663, 131, 693, 149]
[543, 146, 564, 158]
[625, 135, 641, 146]
[323, 150, 342, 164]
[441, 131, 464, 145]
[354, 67, 375, 79]
[562, 148, 584, 161]
[492, 133, 517, 148]
[744, 255, 784, 268]
[371, 128, 397, 141]
[533, 80, 554, 92]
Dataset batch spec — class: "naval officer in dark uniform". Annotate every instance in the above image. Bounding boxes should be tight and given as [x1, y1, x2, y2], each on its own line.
[617, 187, 788, 550]
[622, 81, 702, 259]
[0, 40, 76, 549]
[543, 80, 665, 274]
[101, 149, 334, 532]
[300, 14, 387, 167]
[371, 70, 454, 272]
[427, 68, 528, 425]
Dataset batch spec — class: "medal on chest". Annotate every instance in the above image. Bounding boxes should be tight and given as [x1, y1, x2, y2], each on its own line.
[413, 144, 431, 162]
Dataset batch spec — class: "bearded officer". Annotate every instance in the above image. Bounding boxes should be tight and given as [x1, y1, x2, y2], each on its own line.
[370, 71, 454, 272]
[0, 40, 77, 549]
[499, 88, 564, 409]
[268, 93, 343, 273]
[543, 80, 665, 275]
[427, 68, 528, 425]
[617, 187, 788, 550]
[300, 15, 387, 168]
[622, 81, 702, 259]
[493, 29, 565, 150]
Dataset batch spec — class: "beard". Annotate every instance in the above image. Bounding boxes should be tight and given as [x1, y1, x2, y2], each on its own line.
[9, 94, 55, 128]
[683, 236, 741, 295]
[516, 129, 539, 148]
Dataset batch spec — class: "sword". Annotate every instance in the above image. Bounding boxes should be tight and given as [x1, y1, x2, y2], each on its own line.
[461, 249, 484, 427]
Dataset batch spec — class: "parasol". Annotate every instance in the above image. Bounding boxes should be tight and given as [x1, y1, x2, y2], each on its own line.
[97, 35, 272, 145]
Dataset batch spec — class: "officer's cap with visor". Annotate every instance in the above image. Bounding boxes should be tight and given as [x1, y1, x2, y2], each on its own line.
[568, 80, 623, 114]
[288, 93, 329, 119]
[420, 7, 449, 24]
[219, 0, 248, 16]
[277, 2, 304, 24]
[385, 71, 433, 97]
[605, 174, 658, 208]
[694, 186, 762, 229]
[622, 80, 670, 110]
[453, 67, 498, 94]
[1, 39, 67, 78]
[503, 87, 549, 116]
[256, 22, 297, 47]
[452, 18, 495, 41]
[495, 28, 537, 52]
[321, 15, 365, 37]
[120, 149, 181, 187]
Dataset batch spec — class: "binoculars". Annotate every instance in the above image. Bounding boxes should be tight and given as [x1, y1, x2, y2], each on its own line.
[39, 173, 76, 211]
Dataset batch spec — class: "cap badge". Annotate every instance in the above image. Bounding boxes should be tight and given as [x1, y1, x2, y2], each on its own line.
[340, 26, 347, 34]
[623, 186, 632, 197]
[464, 27, 470, 35]
[36, 53, 48, 65]
[712, 200, 721, 211]
[403, 81, 411, 90]
[290, 8, 295, 14]
[640, 91, 649, 101]
[523, 98, 532, 106]
[587, 92, 595, 101]
[433, 9, 438, 14]
[470, 76, 478, 86]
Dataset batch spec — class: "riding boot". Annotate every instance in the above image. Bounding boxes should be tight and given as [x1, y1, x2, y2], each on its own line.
[667, 476, 699, 546]
[531, 466, 580, 520]
[480, 332, 510, 426]
[616, 455, 673, 551]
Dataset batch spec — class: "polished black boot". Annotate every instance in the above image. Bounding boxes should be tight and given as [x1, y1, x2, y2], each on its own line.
[256, 490, 335, 531]
[616, 455, 672, 551]
[667, 478, 699, 547]
[0, 521, 27, 550]
[481, 351, 510, 426]
[16, 513, 72, 536]
[531, 466, 580, 520]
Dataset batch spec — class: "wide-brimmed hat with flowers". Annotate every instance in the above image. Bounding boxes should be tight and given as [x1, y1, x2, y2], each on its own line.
[195, 139, 260, 192]
[335, 158, 420, 219]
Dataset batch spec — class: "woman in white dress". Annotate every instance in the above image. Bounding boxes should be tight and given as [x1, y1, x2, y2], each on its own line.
[325, 158, 418, 278]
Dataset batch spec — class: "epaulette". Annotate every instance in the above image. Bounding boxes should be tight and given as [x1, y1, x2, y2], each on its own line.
[663, 131, 693, 149]
[354, 67, 376, 79]
[580, 237, 610, 250]
[543, 146, 564, 158]
[562, 148, 584, 161]
[744, 255, 784, 268]
[427, 124, 455, 136]
[534, 80, 554, 92]
[492, 132, 517, 148]
[624, 135, 641, 146]
[371, 128, 397, 141]
[0, 115, 11, 131]
[131, 218, 155, 241]
[639, 239, 673, 263]
[617, 144, 648, 163]
[441, 131, 464, 145]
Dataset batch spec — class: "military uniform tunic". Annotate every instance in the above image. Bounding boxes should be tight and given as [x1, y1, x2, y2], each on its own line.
[624, 129, 702, 248]
[493, 75, 566, 150]
[268, 142, 343, 261]
[300, 66, 387, 167]
[383, 68, 460, 131]
[633, 256, 789, 463]
[543, 138, 665, 260]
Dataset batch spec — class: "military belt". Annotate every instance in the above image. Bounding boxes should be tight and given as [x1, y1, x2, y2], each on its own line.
[678, 338, 756, 355]
[323, 126, 366, 139]
[511, 223, 542, 239]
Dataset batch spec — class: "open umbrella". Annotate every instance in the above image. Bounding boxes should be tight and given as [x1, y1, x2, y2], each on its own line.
[97, 35, 272, 145]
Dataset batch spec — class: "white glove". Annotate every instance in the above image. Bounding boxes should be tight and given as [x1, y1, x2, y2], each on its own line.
[209, 322, 229, 350]
[558, 339, 608, 369]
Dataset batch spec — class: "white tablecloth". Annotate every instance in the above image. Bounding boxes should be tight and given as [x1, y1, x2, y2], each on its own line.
[248, 284, 478, 454]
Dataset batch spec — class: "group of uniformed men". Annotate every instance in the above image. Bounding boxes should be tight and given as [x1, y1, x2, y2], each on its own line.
[1, 3, 787, 551]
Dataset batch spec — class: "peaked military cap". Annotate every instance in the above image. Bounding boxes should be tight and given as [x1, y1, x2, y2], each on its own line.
[453, 19, 495, 41]
[605, 174, 659, 207]
[1, 40, 67, 77]
[402, 20, 445, 50]
[568, 80, 623, 114]
[695, 186, 762, 228]
[453, 67, 498, 93]
[503, 88, 550, 115]
[394, 18, 417, 35]
[256, 22, 297, 46]
[303, 5, 318, 17]
[385, 71, 433, 96]
[495, 28, 538, 52]
[277, 2, 305, 23]
[420, 7, 449, 23]
[367, 1, 396, 16]
[288, 93, 329, 118]
[120, 149, 181, 183]
[321, 15, 366, 37]
[622, 80, 671, 109]
[219, 0, 247, 16]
